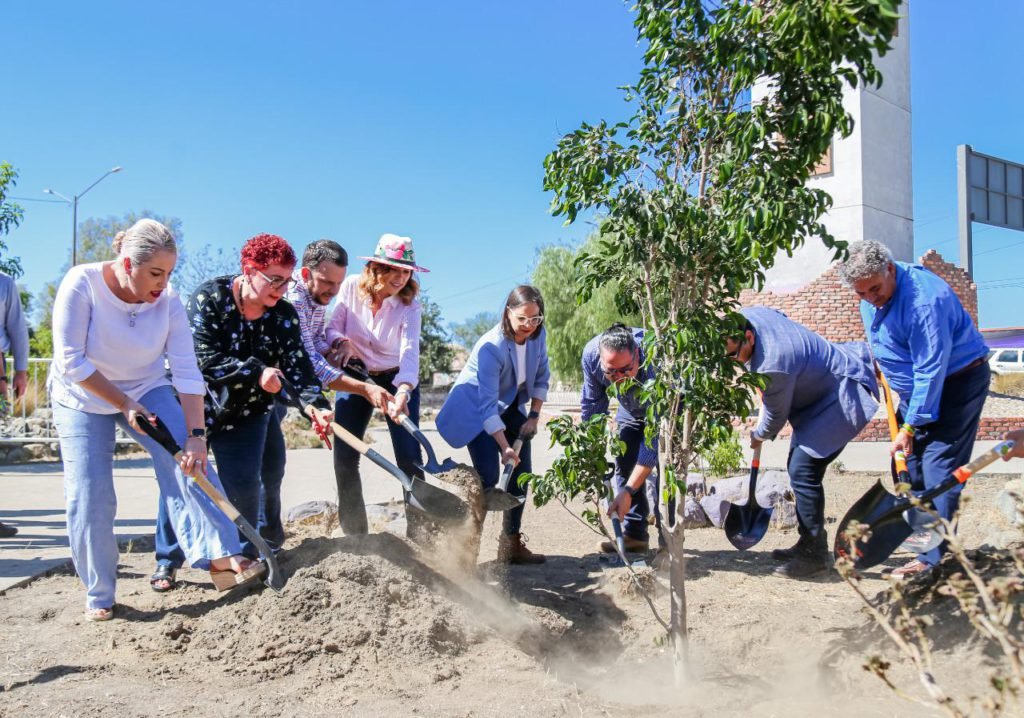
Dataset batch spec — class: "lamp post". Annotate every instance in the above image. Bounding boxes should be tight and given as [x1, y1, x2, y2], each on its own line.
[44, 166, 122, 266]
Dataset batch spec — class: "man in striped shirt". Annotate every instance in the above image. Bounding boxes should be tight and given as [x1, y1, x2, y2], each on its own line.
[286, 240, 392, 409]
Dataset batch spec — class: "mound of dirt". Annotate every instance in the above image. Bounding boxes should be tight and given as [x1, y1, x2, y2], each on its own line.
[181, 534, 491, 682]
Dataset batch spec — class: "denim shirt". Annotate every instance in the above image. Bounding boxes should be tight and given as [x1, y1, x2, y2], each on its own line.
[860, 262, 988, 427]
[580, 328, 658, 467]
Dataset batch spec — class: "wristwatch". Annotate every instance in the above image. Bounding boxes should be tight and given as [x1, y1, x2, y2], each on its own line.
[189, 427, 207, 441]
[527, 410, 540, 419]
[625, 484, 640, 498]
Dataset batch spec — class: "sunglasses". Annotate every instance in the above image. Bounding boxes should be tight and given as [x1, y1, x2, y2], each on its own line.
[255, 269, 297, 290]
[601, 350, 637, 378]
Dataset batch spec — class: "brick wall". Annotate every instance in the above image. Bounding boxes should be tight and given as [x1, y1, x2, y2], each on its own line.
[737, 249, 1008, 442]
[738, 249, 979, 342]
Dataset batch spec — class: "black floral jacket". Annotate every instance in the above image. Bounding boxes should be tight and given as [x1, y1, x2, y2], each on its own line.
[187, 276, 329, 434]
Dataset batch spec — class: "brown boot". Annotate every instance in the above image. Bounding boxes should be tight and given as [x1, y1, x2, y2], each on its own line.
[497, 533, 546, 565]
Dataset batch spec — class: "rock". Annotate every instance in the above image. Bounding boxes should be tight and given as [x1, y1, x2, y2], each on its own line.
[701, 470, 796, 529]
[982, 530, 1022, 550]
[996, 479, 1024, 528]
[681, 496, 710, 528]
[4, 446, 28, 463]
[286, 500, 339, 525]
[685, 472, 707, 498]
[23, 443, 52, 460]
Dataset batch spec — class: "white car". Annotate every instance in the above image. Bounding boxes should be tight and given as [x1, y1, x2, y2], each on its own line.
[988, 348, 1024, 375]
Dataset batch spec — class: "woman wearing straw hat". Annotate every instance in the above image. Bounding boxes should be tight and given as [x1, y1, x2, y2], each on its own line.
[325, 234, 428, 535]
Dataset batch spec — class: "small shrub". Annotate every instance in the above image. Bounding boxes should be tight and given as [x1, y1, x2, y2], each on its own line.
[992, 373, 1024, 397]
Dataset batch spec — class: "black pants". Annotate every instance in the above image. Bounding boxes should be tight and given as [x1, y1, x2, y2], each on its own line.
[787, 445, 843, 541]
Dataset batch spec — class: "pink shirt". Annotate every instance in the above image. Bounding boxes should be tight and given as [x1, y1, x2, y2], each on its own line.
[325, 275, 422, 388]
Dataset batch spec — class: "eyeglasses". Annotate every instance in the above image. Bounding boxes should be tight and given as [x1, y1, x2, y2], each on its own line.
[255, 269, 297, 290]
[509, 312, 544, 328]
[726, 339, 746, 359]
[601, 352, 637, 379]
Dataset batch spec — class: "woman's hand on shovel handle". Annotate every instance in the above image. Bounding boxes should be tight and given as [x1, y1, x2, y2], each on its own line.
[180, 437, 208, 478]
[608, 490, 632, 521]
[121, 397, 155, 433]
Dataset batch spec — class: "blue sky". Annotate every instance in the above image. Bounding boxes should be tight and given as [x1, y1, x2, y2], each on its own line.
[4, 1, 1023, 329]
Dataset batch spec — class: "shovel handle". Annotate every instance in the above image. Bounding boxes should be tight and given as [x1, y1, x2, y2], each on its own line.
[877, 369, 911, 478]
[497, 438, 524, 492]
[953, 440, 1015, 483]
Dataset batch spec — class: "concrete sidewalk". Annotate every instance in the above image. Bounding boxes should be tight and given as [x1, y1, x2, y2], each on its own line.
[2, 425, 1022, 592]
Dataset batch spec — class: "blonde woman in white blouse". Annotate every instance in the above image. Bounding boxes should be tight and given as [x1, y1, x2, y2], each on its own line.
[50, 219, 261, 622]
[324, 234, 427, 535]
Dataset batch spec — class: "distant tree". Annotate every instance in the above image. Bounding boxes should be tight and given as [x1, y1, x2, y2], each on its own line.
[32, 211, 184, 357]
[532, 236, 640, 385]
[419, 292, 455, 386]
[173, 243, 239, 302]
[449, 311, 499, 350]
[0, 162, 25, 279]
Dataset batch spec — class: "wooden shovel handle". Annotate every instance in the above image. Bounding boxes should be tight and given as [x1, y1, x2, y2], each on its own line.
[328, 420, 371, 454]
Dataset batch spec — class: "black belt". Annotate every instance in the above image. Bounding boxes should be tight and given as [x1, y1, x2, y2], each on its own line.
[367, 367, 399, 377]
[947, 357, 986, 381]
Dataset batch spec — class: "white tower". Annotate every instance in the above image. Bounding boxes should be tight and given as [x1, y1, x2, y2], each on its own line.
[759, 7, 913, 293]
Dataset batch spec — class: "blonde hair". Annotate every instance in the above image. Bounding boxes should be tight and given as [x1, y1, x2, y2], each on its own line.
[112, 218, 177, 266]
[357, 262, 419, 305]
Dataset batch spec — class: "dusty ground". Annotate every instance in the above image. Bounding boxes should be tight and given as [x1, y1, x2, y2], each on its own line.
[1, 469, 1021, 718]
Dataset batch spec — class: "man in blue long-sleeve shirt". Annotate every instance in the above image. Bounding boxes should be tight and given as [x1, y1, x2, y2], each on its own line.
[581, 324, 658, 553]
[840, 240, 990, 577]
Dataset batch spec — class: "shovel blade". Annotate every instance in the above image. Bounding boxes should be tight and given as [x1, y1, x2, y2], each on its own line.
[833, 480, 915, 569]
[483, 487, 525, 512]
[723, 502, 774, 550]
[408, 478, 468, 520]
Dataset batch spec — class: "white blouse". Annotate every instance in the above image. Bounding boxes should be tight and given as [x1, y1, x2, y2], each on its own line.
[49, 262, 206, 414]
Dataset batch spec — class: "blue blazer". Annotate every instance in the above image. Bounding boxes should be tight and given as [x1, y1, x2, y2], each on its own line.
[436, 324, 551, 448]
[744, 306, 879, 459]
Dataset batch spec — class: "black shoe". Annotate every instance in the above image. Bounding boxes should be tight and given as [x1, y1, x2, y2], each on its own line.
[774, 554, 831, 579]
[771, 533, 815, 562]
[0, 521, 17, 538]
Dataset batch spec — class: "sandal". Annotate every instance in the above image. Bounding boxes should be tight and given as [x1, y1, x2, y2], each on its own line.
[85, 606, 114, 622]
[210, 560, 266, 592]
[150, 565, 178, 593]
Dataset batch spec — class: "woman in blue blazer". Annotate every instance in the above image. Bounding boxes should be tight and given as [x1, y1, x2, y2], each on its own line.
[436, 285, 550, 564]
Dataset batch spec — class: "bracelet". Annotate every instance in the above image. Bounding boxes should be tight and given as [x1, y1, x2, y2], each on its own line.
[528, 410, 540, 419]
[900, 423, 914, 435]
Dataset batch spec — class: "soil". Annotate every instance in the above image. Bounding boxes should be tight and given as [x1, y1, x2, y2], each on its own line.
[1, 469, 1021, 718]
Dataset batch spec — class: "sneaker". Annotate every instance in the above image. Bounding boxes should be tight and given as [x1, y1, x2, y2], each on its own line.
[598, 535, 649, 554]
[890, 558, 932, 579]
[497, 533, 546, 565]
[0, 521, 17, 538]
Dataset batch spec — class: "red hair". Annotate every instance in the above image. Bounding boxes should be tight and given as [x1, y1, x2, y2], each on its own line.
[240, 233, 296, 271]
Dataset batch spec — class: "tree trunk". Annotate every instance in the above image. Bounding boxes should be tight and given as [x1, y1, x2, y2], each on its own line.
[662, 519, 689, 684]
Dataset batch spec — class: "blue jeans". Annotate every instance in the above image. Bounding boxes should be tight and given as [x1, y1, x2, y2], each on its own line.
[333, 370, 422, 534]
[902, 361, 990, 567]
[613, 422, 660, 542]
[787, 445, 844, 540]
[466, 406, 532, 536]
[53, 385, 241, 610]
[156, 405, 286, 566]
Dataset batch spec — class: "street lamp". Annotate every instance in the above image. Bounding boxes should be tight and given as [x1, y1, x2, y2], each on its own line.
[44, 166, 123, 266]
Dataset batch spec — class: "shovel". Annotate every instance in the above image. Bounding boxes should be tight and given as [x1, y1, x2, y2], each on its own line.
[835, 440, 1015, 569]
[832, 369, 940, 565]
[275, 377, 468, 521]
[484, 438, 527, 512]
[339, 358, 461, 476]
[135, 415, 286, 593]
[724, 444, 773, 550]
[600, 470, 648, 569]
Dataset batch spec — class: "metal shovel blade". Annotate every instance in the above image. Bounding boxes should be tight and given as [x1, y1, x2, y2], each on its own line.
[833, 480, 916, 569]
[724, 448, 773, 551]
[485, 438, 526, 512]
[407, 475, 471, 519]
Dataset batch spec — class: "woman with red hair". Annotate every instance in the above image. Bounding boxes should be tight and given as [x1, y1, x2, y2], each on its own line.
[170, 233, 332, 561]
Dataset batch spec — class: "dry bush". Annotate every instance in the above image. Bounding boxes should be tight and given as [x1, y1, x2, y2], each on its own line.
[992, 374, 1024, 397]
